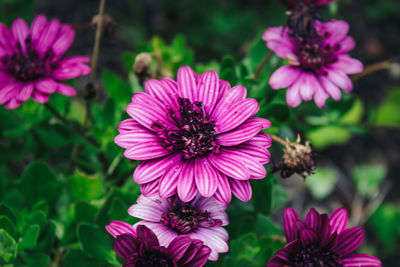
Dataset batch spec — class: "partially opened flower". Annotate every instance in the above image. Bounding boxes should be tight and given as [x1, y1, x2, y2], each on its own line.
[115, 65, 271, 204]
[263, 20, 363, 108]
[107, 222, 211, 267]
[128, 194, 229, 261]
[267, 207, 381, 266]
[0, 15, 90, 109]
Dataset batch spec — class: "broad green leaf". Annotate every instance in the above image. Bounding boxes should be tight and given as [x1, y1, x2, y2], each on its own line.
[352, 164, 387, 197]
[0, 229, 16, 263]
[0, 216, 16, 238]
[63, 249, 114, 267]
[0, 204, 17, 225]
[340, 98, 364, 124]
[254, 214, 282, 236]
[252, 178, 274, 216]
[103, 70, 132, 106]
[369, 204, 400, 253]
[374, 88, 400, 127]
[307, 126, 351, 149]
[68, 171, 105, 201]
[77, 223, 114, 262]
[306, 168, 338, 200]
[21, 252, 50, 266]
[18, 224, 40, 250]
[18, 162, 62, 207]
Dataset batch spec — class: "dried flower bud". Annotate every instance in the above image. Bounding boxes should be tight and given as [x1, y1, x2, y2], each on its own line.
[273, 134, 315, 178]
[134, 53, 153, 85]
[91, 13, 117, 36]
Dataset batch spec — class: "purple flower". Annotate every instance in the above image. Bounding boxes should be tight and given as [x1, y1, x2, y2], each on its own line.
[115, 66, 271, 204]
[263, 20, 363, 108]
[128, 194, 229, 261]
[267, 207, 382, 267]
[106, 222, 211, 267]
[0, 15, 90, 109]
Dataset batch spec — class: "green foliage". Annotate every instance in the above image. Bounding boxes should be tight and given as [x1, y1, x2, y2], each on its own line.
[352, 164, 387, 197]
[373, 87, 400, 127]
[306, 167, 338, 200]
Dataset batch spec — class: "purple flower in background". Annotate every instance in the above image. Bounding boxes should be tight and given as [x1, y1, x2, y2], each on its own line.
[115, 66, 271, 204]
[107, 223, 211, 267]
[0, 15, 90, 109]
[267, 207, 381, 267]
[128, 194, 229, 261]
[263, 20, 363, 108]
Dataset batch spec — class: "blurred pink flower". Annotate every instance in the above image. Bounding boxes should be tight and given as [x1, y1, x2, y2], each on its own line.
[0, 15, 90, 109]
[115, 66, 271, 204]
[263, 20, 363, 108]
[106, 223, 211, 267]
[128, 194, 229, 261]
[268, 207, 381, 266]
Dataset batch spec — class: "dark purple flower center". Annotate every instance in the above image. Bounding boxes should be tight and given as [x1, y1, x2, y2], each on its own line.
[285, 1, 320, 40]
[295, 36, 340, 74]
[293, 244, 341, 267]
[2, 35, 56, 82]
[160, 198, 222, 234]
[134, 250, 174, 267]
[153, 97, 220, 159]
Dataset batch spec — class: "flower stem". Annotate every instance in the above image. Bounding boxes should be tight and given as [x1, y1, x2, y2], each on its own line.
[89, 0, 106, 84]
[270, 134, 288, 146]
[253, 51, 273, 80]
[351, 60, 391, 81]
[44, 103, 100, 148]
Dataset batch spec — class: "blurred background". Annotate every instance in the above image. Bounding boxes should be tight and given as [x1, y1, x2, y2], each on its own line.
[1, 0, 400, 266]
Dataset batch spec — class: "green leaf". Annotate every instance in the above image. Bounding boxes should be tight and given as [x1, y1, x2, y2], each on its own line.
[68, 171, 105, 201]
[18, 224, 40, 250]
[306, 167, 338, 200]
[0, 204, 17, 225]
[374, 88, 400, 127]
[77, 223, 113, 262]
[352, 164, 387, 197]
[340, 98, 364, 124]
[252, 178, 274, 216]
[63, 249, 112, 267]
[306, 126, 351, 149]
[254, 214, 282, 236]
[0, 229, 17, 263]
[369, 204, 400, 253]
[0, 216, 16, 238]
[18, 162, 62, 207]
[103, 70, 132, 106]
[107, 198, 129, 221]
[21, 252, 50, 266]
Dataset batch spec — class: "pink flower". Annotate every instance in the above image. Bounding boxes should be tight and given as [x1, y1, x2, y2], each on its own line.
[267, 207, 381, 267]
[115, 66, 271, 204]
[0, 15, 90, 109]
[128, 194, 229, 261]
[263, 20, 363, 108]
[106, 222, 211, 267]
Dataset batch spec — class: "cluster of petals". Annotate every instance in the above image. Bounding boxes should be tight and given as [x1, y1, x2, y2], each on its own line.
[0, 15, 90, 109]
[263, 20, 363, 108]
[115, 65, 271, 204]
[107, 222, 211, 267]
[268, 207, 382, 266]
[128, 194, 229, 261]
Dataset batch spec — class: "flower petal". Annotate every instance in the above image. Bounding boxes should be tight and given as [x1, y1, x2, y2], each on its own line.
[217, 117, 271, 146]
[52, 25, 75, 56]
[208, 152, 250, 180]
[133, 153, 181, 184]
[177, 66, 197, 102]
[17, 83, 34, 102]
[340, 254, 382, 267]
[230, 179, 252, 202]
[329, 54, 363, 75]
[300, 228, 318, 247]
[319, 75, 341, 101]
[35, 78, 57, 94]
[36, 19, 60, 55]
[106, 221, 136, 238]
[213, 172, 232, 205]
[212, 85, 246, 120]
[145, 78, 179, 110]
[11, 18, 29, 53]
[216, 98, 259, 133]
[30, 14, 47, 43]
[56, 83, 76, 96]
[178, 161, 197, 202]
[335, 227, 365, 255]
[269, 66, 301, 89]
[159, 161, 185, 198]
[169, 236, 192, 262]
[326, 68, 353, 93]
[194, 158, 218, 198]
[329, 207, 348, 235]
[196, 70, 219, 113]
[124, 142, 169, 160]
[140, 179, 160, 197]
[283, 207, 300, 242]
